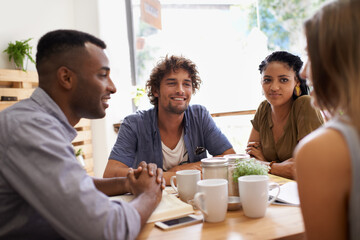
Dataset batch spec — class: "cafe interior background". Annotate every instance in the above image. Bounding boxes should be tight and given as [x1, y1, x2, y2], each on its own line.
[0, 0, 329, 177]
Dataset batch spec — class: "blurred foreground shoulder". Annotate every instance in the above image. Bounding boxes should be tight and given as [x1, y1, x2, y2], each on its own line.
[295, 127, 349, 168]
[295, 126, 351, 240]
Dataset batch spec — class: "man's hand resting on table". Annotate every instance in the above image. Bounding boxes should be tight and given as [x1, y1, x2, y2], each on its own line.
[127, 161, 164, 228]
[128, 161, 166, 195]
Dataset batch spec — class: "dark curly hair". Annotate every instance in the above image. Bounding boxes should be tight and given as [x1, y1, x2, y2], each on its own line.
[259, 51, 308, 100]
[146, 55, 202, 106]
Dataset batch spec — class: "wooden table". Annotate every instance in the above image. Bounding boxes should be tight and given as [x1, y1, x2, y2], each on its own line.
[138, 175, 304, 240]
[137, 205, 304, 240]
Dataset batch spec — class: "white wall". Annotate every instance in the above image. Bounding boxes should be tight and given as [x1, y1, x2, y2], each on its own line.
[0, 0, 133, 177]
[94, 0, 134, 177]
[0, 0, 75, 70]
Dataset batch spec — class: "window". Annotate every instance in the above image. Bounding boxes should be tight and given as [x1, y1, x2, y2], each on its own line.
[128, 0, 329, 152]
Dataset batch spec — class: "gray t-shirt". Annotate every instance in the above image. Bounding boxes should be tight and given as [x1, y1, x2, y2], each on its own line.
[326, 117, 360, 240]
[0, 88, 140, 239]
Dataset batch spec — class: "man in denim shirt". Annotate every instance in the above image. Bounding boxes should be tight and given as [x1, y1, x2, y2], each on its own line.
[104, 55, 235, 184]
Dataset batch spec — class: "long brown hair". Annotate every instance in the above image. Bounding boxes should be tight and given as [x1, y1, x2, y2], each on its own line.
[304, 0, 360, 134]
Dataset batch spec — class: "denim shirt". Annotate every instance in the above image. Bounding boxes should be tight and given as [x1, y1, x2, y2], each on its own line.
[109, 104, 233, 169]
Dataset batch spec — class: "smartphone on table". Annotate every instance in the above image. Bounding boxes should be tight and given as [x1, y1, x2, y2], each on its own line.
[155, 214, 203, 230]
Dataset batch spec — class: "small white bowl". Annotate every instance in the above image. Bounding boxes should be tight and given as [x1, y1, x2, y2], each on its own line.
[228, 196, 241, 211]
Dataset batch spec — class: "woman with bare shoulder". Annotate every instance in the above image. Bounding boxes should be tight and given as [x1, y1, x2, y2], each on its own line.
[295, 1, 360, 239]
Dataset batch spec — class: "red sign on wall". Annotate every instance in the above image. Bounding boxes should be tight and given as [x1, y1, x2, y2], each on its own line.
[140, 0, 162, 30]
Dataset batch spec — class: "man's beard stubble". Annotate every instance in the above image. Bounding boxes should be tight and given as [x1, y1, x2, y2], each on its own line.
[166, 102, 189, 114]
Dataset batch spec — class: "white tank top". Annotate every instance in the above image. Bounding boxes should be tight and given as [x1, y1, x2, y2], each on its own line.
[161, 131, 189, 171]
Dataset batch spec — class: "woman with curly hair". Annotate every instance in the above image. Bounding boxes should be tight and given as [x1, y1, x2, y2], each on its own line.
[246, 51, 324, 179]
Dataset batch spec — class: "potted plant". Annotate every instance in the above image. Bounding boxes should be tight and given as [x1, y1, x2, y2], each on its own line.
[232, 158, 269, 179]
[230, 158, 269, 196]
[74, 148, 85, 167]
[131, 86, 146, 111]
[3, 38, 35, 71]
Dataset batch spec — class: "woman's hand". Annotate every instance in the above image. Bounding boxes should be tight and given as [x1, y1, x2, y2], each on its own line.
[270, 159, 296, 179]
[246, 141, 266, 161]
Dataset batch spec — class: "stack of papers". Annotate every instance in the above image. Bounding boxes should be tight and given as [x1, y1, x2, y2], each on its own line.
[269, 181, 300, 206]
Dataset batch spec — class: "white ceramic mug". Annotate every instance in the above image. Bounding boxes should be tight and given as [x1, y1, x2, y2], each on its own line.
[170, 170, 201, 203]
[194, 179, 228, 222]
[238, 175, 280, 218]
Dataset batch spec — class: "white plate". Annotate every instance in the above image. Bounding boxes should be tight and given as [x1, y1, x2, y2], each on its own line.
[228, 196, 241, 211]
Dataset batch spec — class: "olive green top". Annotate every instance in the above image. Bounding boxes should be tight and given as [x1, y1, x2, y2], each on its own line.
[251, 95, 324, 162]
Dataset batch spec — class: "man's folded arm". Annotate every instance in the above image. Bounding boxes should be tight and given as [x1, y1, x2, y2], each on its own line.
[103, 159, 130, 178]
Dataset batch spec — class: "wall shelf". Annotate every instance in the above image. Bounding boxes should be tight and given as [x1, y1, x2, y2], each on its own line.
[0, 69, 94, 176]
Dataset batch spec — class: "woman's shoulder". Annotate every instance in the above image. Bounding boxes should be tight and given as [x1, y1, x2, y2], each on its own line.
[253, 100, 270, 121]
[292, 95, 321, 117]
[295, 122, 351, 202]
[293, 95, 312, 108]
[295, 126, 349, 164]
[251, 100, 270, 130]
[256, 99, 270, 113]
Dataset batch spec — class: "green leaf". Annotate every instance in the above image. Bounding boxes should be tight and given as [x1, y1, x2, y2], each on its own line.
[232, 158, 270, 182]
[74, 148, 83, 157]
[3, 38, 35, 71]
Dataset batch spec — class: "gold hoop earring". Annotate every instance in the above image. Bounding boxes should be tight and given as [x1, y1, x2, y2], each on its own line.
[295, 85, 301, 96]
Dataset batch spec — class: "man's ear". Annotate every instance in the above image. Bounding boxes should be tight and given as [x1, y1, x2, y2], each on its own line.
[153, 89, 159, 97]
[57, 66, 74, 90]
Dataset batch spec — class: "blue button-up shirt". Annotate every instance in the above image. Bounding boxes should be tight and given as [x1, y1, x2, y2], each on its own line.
[109, 104, 233, 169]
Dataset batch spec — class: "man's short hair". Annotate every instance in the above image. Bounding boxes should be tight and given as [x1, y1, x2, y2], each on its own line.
[36, 29, 106, 68]
[146, 55, 202, 106]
